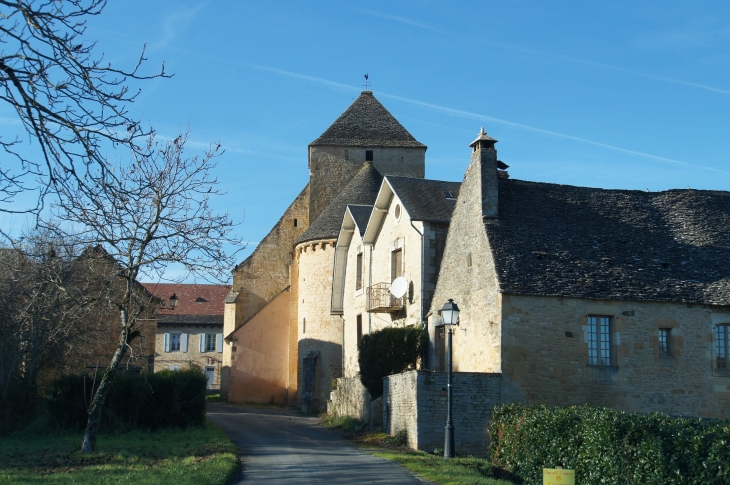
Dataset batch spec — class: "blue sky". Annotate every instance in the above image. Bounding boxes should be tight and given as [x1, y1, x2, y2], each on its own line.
[2, 1, 729, 282]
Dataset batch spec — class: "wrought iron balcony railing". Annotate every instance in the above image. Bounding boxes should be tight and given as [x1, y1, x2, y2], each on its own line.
[366, 282, 405, 313]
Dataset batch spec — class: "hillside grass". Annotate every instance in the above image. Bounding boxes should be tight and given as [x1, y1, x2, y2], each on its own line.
[0, 424, 237, 484]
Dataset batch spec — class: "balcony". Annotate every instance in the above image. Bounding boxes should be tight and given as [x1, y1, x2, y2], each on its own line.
[366, 282, 405, 313]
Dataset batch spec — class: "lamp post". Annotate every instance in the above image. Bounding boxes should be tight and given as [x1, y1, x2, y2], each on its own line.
[169, 293, 179, 310]
[438, 298, 460, 458]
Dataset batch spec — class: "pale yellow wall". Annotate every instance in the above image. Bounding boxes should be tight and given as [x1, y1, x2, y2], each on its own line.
[500, 295, 730, 419]
[296, 239, 342, 411]
[342, 194, 427, 377]
[155, 327, 223, 386]
[227, 288, 290, 404]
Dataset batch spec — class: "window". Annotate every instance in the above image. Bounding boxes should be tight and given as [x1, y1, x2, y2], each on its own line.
[394, 204, 401, 221]
[365, 150, 373, 161]
[588, 316, 612, 366]
[294, 218, 298, 227]
[344, 149, 349, 160]
[303, 317, 306, 334]
[467, 253, 472, 268]
[391, 248, 403, 282]
[659, 328, 670, 355]
[205, 333, 216, 352]
[356, 252, 363, 290]
[170, 333, 181, 352]
[356, 314, 363, 346]
[716, 325, 729, 370]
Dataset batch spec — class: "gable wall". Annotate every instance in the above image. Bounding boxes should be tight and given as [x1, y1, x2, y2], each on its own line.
[501, 294, 730, 419]
[427, 148, 502, 373]
[227, 288, 290, 404]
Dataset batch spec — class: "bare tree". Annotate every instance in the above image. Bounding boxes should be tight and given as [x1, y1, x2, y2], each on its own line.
[49, 130, 241, 453]
[0, 231, 103, 430]
[0, 0, 167, 218]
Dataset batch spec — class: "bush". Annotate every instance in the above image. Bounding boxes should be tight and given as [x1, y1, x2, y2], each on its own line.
[358, 325, 426, 398]
[48, 369, 207, 432]
[489, 403, 730, 485]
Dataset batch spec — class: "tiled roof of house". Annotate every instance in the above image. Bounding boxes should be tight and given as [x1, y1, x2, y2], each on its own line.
[386, 176, 461, 222]
[347, 205, 373, 236]
[310, 91, 426, 148]
[142, 283, 231, 316]
[296, 163, 383, 244]
[487, 179, 730, 305]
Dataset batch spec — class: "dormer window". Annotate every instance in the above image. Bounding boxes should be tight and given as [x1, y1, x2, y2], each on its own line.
[443, 191, 455, 199]
[365, 150, 373, 162]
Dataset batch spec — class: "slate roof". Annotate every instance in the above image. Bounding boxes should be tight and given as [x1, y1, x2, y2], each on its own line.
[387, 176, 461, 222]
[296, 163, 383, 244]
[487, 179, 730, 305]
[310, 91, 426, 148]
[347, 205, 373, 236]
[142, 283, 231, 315]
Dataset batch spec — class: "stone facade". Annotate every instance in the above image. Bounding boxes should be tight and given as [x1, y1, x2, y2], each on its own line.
[327, 376, 372, 422]
[295, 239, 343, 411]
[155, 327, 223, 387]
[500, 295, 730, 418]
[383, 370, 501, 456]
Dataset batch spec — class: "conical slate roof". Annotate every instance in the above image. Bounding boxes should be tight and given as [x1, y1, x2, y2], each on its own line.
[295, 163, 383, 244]
[310, 91, 426, 148]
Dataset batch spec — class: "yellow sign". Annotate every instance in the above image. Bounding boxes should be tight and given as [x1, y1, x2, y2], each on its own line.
[543, 468, 575, 485]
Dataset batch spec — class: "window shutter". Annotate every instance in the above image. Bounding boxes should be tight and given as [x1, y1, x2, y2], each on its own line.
[164, 333, 170, 353]
[216, 333, 223, 353]
[181, 333, 188, 353]
[199, 333, 206, 353]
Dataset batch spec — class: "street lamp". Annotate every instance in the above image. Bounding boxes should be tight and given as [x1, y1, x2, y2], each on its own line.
[169, 293, 179, 310]
[437, 298, 460, 458]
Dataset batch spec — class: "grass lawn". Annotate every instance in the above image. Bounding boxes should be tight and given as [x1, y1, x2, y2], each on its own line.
[0, 424, 237, 484]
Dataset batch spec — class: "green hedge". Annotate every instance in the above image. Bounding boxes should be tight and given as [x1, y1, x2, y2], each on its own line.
[489, 403, 730, 485]
[48, 369, 207, 432]
[358, 324, 426, 398]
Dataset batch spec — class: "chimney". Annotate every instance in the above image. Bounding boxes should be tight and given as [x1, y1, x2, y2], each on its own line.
[468, 127, 499, 221]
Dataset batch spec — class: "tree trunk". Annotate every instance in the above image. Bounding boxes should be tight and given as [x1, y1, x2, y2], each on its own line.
[80, 309, 129, 453]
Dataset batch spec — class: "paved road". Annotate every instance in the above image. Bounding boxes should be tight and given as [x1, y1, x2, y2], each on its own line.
[208, 403, 426, 484]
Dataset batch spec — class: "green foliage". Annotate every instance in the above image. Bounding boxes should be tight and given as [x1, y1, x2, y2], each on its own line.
[357, 324, 426, 398]
[48, 369, 207, 432]
[0, 423, 236, 484]
[384, 429, 408, 446]
[489, 403, 730, 485]
[320, 413, 364, 433]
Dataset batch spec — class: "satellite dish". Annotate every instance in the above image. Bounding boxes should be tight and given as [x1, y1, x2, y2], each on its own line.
[389, 277, 408, 299]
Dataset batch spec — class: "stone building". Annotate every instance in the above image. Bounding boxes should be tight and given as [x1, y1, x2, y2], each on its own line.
[223, 91, 427, 409]
[145, 283, 229, 389]
[426, 129, 730, 419]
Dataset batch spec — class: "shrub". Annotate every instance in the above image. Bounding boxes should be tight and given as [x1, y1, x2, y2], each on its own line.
[489, 403, 730, 485]
[357, 325, 426, 398]
[48, 369, 207, 432]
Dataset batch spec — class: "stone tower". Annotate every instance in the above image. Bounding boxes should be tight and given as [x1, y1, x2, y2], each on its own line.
[308, 91, 427, 222]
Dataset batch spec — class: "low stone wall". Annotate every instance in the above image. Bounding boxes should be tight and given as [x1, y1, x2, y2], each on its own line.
[383, 371, 501, 456]
[328, 377, 372, 422]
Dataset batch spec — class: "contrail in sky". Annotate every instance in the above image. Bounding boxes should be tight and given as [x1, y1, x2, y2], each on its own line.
[246, 64, 729, 175]
[352, 8, 730, 96]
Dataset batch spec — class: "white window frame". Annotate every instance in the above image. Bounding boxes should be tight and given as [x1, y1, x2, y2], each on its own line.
[588, 316, 612, 367]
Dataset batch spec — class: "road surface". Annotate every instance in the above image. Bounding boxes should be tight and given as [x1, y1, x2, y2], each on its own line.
[208, 403, 427, 484]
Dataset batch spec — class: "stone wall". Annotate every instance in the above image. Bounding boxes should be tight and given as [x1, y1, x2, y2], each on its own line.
[296, 239, 343, 411]
[383, 370, 501, 456]
[327, 376, 372, 422]
[427, 143, 502, 373]
[155, 326, 223, 387]
[231, 184, 309, 326]
[309, 146, 425, 223]
[501, 294, 730, 419]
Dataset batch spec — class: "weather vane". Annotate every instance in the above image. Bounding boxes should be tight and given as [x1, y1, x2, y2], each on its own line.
[363, 73, 370, 90]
